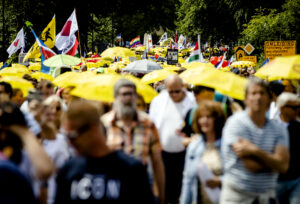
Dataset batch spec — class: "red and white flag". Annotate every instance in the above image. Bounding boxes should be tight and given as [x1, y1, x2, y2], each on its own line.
[62, 34, 79, 56]
[55, 9, 78, 51]
[7, 28, 25, 57]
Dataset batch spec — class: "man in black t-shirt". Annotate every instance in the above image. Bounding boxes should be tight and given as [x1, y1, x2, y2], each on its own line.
[55, 100, 154, 204]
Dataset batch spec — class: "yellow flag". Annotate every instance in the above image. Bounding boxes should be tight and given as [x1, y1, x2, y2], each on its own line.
[23, 15, 56, 62]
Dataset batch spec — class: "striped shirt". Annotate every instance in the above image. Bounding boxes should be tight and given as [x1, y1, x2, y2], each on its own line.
[221, 110, 289, 193]
[101, 110, 161, 165]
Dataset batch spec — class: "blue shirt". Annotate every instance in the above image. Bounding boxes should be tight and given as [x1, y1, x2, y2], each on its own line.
[221, 110, 289, 193]
[180, 136, 221, 204]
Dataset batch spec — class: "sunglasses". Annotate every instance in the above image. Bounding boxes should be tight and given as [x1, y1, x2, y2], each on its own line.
[63, 124, 90, 140]
[118, 92, 136, 97]
[168, 89, 182, 94]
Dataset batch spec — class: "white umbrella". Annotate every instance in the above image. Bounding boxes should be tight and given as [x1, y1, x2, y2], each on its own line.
[122, 59, 162, 74]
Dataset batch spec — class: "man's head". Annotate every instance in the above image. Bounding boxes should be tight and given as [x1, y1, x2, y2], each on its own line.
[0, 82, 13, 100]
[193, 85, 215, 102]
[37, 79, 54, 100]
[165, 74, 185, 103]
[113, 79, 137, 120]
[63, 99, 106, 156]
[245, 77, 272, 113]
[277, 92, 300, 122]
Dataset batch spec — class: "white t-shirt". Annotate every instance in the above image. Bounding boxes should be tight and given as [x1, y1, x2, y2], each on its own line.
[149, 90, 196, 152]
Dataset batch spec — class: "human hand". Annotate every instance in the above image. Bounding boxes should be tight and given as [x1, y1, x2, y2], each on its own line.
[8, 125, 31, 140]
[206, 177, 221, 188]
[232, 138, 257, 158]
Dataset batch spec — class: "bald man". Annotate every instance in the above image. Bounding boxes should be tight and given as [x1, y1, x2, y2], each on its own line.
[149, 74, 197, 204]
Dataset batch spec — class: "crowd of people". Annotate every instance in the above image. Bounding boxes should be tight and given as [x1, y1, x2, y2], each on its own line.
[0, 60, 299, 204]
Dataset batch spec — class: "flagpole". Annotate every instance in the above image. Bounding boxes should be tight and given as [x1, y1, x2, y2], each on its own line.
[75, 9, 82, 58]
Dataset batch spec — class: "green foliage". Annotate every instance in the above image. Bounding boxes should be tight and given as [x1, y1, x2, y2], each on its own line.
[240, 0, 300, 63]
[176, 0, 238, 45]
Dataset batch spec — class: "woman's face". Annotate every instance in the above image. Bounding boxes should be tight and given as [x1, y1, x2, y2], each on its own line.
[197, 109, 215, 134]
[43, 101, 62, 123]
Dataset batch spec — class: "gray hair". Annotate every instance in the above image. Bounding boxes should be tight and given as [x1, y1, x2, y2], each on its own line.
[276, 92, 300, 108]
[245, 77, 272, 99]
[113, 78, 136, 97]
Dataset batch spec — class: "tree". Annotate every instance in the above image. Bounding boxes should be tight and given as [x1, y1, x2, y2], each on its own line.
[176, 0, 238, 45]
[240, 0, 300, 65]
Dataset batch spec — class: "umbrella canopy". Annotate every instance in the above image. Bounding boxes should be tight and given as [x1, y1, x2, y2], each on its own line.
[52, 71, 97, 87]
[255, 55, 300, 80]
[123, 60, 162, 74]
[230, 61, 256, 68]
[30, 72, 54, 81]
[0, 76, 33, 97]
[0, 67, 29, 77]
[141, 69, 176, 84]
[182, 62, 215, 69]
[180, 67, 248, 100]
[162, 64, 181, 71]
[43, 54, 81, 67]
[70, 74, 157, 103]
[101, 47, 135, 58]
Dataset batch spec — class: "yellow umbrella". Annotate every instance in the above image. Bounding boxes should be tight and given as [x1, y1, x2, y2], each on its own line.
[28, 63, 41, 72]
[0, 67, 29, 77]
[0, 76, 33, 97]
[141, 69, 176, 84]
[101, 47, 135, 58]
[182, 62, 215, 69]
[255, 55, 300, 80]
[12, 64, 27, 69]
[31, 72, 54, 81]
[230, 61, 255, 68]
[180, 67, 248, 100]
[52, 71, 97, 87]
[162, 64, 181, 71]
[70, 74, 157, 103]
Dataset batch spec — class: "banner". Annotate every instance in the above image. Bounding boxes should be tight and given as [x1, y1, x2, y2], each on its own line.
[7, 28, 25, 57]
[23, 15, 56, 62]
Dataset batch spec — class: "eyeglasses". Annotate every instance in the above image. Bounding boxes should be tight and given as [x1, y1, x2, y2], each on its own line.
[118, 91, 136, 97]
[284, 104, 300, 110]
[168, 89, 182, 94]
[63, 124, 90, 140]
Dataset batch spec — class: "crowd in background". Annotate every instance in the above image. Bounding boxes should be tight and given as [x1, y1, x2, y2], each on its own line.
[0, 64, 299, 204]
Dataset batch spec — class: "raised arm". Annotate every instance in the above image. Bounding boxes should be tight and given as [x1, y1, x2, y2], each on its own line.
[9, 125, 55, 180]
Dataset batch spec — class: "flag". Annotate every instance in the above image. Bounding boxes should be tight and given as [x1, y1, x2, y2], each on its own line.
[216, 52, 226, 69]
[143, 33, 153, 51]
[228, 55, 234, 68]
[178, 35, 186, 50]
[148, 34, 153, 48]
[115, 33, 122, 46]
[260, 57, 270, 68]
[116, 33, 121, 42]
[142, 48, 147, 59]
[55, 9, 78, 51]
[158, 32, 167, 44]
[186, 35, 205, 63]
[23, 15, 56, 62]
[129, 36, 140, 48]
[7, 28, 25, 57]
[32, 29, 56, 73]
[62, 34, 79, 56]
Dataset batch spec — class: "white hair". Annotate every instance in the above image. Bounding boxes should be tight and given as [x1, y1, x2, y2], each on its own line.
[276, 92, 300, 108]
